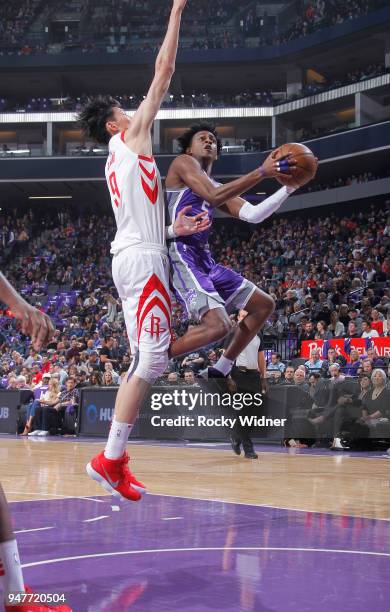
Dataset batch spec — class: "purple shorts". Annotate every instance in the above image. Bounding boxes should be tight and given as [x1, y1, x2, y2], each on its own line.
[169, 242, 256, 320]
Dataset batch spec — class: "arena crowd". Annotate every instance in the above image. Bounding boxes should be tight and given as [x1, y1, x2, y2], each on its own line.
[0, 0, 387, 56]
[0, 198, 389, 443]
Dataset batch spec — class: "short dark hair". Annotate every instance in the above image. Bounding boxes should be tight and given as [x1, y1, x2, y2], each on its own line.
[310, 372, 321, 380]
[177, 122, 222, 155]
[77, 96, 120, 144]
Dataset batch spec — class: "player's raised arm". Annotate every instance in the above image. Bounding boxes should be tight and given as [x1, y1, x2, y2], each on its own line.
[170, 149, 296, 208]
[126, 0, 187, 143]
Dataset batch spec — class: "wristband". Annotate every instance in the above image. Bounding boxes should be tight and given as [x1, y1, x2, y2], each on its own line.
[286, 185, 297, 194]
[165, 224, 177, 239]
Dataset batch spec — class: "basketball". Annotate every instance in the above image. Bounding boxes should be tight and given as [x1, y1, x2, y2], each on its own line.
[274, 142, 318, 187]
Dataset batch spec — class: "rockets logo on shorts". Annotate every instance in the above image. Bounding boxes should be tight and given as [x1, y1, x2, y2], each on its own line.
[144, 314, 167, 340]
[136, 273, 171, 344]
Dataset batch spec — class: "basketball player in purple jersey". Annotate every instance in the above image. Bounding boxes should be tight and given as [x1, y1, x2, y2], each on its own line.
[166, 123, 301, 376]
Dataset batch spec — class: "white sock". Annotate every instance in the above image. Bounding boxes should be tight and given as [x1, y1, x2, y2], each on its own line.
[0, 539, 25, 597]
[104, 419, 133, 460]
[214, 355, 234, 376]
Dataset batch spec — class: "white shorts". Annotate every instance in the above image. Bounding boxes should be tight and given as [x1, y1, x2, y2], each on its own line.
[112, 246, 171, 355]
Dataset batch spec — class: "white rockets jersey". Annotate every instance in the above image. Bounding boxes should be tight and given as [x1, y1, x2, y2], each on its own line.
[105, 131, 165, 255]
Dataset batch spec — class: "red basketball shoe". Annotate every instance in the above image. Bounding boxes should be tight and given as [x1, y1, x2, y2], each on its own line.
[5, 586, 72, 611]
[86, 451, 145, 501]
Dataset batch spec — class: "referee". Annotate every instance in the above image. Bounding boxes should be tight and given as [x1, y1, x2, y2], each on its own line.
[229, 309, 267, 459]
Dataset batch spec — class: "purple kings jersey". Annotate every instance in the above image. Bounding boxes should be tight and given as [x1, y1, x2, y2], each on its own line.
[166, 180, 254, 320]
[166, 182, 217, 252]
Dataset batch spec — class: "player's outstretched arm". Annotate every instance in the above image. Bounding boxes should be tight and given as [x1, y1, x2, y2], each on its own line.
[170, 149, 297, 208]
[126, 0, 186, 143]
[0, 272, 54, 350]
[218, 185, 297, 222]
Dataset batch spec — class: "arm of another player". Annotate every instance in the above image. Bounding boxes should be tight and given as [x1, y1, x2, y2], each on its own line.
[166, 205, 211, 239]
[125, 0, 186, 147]
[171, 150, 296, 208]
[0, 272, 54, 350]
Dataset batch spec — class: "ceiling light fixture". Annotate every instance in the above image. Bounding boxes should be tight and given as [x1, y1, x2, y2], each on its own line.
[28, 196, 73, 200]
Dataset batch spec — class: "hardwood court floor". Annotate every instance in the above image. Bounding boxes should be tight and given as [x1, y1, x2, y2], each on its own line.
[1, 438, 389, 520]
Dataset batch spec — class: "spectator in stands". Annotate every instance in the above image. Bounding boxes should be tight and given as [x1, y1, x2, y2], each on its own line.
[183, 370, 199, 386]
[361, 320, 379, 338]
[338, 304, 352, 330]
[181, 351, 206, 374]
[88, 372, 102, 386]
[104, 293, 119, 323]
[361, 369, 390, 425]
[87, 351, 100, 372]
[33, 371, 50, 389]
[23, 347, 40, 368]
[304, 348, 323, 372]
[308, 372, 321, 395]
[348, 308, 363, 334]
[99, 336, 119, 370]
[383, 310, 390, 336]
[282, 365, 295, 384]
[66, 338, 81, 361]
[365, 347, 385, 369]
[267, 353, 285, 375]
[102, 371, 116, 386]
[268, 370, 282, 384]
[6, 376, 18, 390]
[347, 321, 361, 338]
[315, 320, 332, 340]
[344, 349, 362, 376]
[293, 368, 309, 392]
[322, 347, 347, 373]
[358, 374, 372, 401]
[329, 363, 345, 383]
[0, 198, 388, 403]
[300, 320, 316, 342]
[27, 378, 61, 436]
[289, 301, 307, 326]
[360, 359, 373, 377]
[104, 361, 120, 384]
[83, 291, 97, 308]
[53, 376, 80, 420]
[383, 309, 390, 336]
[329, 312, 345, 337]
[206, 349, 218, 368]
[167, 371, 179, 384]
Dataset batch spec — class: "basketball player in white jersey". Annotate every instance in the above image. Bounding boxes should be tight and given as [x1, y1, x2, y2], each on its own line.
[77, 0, 193, 501]
[78, 0, 292, 502]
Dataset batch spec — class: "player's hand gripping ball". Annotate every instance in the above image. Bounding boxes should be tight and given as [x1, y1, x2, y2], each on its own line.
[273, 143, 318, 189]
